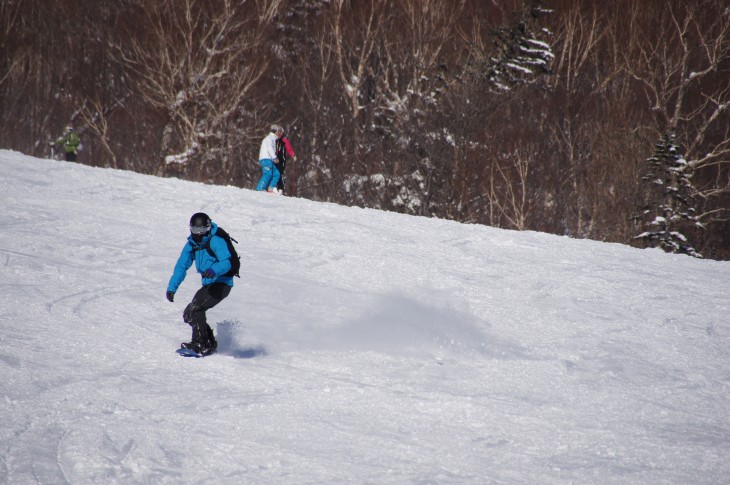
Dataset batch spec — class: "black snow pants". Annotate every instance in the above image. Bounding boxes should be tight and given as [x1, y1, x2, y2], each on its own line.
[183, 283, 232, 347]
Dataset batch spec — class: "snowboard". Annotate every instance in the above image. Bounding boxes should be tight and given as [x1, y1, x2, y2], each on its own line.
[176, 347, 204, 358]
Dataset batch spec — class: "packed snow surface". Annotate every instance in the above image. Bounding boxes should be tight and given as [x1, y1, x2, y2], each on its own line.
[1, 150, 729, 484]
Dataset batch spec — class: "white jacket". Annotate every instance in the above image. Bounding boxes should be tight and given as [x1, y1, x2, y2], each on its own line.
[258, 132, 278, 161]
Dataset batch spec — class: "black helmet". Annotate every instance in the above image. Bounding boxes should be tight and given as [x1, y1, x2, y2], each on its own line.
[189, 212, 211, 238]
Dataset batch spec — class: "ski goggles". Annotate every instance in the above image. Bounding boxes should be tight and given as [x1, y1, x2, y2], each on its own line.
[190, 224, 211, 235]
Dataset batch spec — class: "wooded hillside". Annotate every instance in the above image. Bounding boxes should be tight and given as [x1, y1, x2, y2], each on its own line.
[2, 0, 728, 258]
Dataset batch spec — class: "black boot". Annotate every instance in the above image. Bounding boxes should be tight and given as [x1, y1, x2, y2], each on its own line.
[183, 323, 207, 353]
[180, 341, 203, 353]
[206, 326, 218, 352]
[194, 324, 216, 355]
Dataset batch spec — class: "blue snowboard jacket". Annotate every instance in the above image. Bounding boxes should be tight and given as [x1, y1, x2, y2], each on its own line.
[167, 223, 234, 293]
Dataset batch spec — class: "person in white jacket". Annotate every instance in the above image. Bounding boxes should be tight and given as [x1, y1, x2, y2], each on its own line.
[256, 124, 285, 192]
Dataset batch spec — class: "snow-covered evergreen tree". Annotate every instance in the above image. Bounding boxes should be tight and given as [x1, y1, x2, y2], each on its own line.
[486, 0, 554, 91]
[634, 132, 704, 258]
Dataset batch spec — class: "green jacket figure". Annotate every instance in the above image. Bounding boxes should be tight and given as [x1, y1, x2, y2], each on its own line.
[52, 126, 81, 161]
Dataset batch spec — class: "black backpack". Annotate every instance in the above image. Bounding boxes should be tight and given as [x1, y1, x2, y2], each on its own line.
[275, 138, 288, 168]
[193, 227, 241, 278]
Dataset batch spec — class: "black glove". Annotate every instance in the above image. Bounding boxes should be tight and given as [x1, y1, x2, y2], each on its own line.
[202, 268, 216, 279]
[166, 291, 175, 302]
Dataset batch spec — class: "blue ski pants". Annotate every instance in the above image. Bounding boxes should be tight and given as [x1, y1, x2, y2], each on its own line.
[256, 159, 280, 191]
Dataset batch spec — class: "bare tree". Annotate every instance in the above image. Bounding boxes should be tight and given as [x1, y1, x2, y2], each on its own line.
[549, 3, 609, 94]
[294, 17, 340, 199]
[0, 0, 27, 88]
[369, 0, 466, 212]
[483, 144, 535, 230]
[330, 0, 388, 125]
[623, 0, 730, 235]
[372, 0, 464, 129]
[117, 0, 279, 177]
[79, 97, 129, 169]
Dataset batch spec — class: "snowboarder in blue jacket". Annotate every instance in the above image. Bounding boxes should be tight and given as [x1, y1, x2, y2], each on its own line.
[166, 213, 233, 355]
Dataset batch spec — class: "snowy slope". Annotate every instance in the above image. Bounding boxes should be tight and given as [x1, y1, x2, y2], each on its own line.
[0, 149, 729, 484]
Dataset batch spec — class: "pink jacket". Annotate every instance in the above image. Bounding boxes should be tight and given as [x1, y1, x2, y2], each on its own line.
[282, 137, 296, 158]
